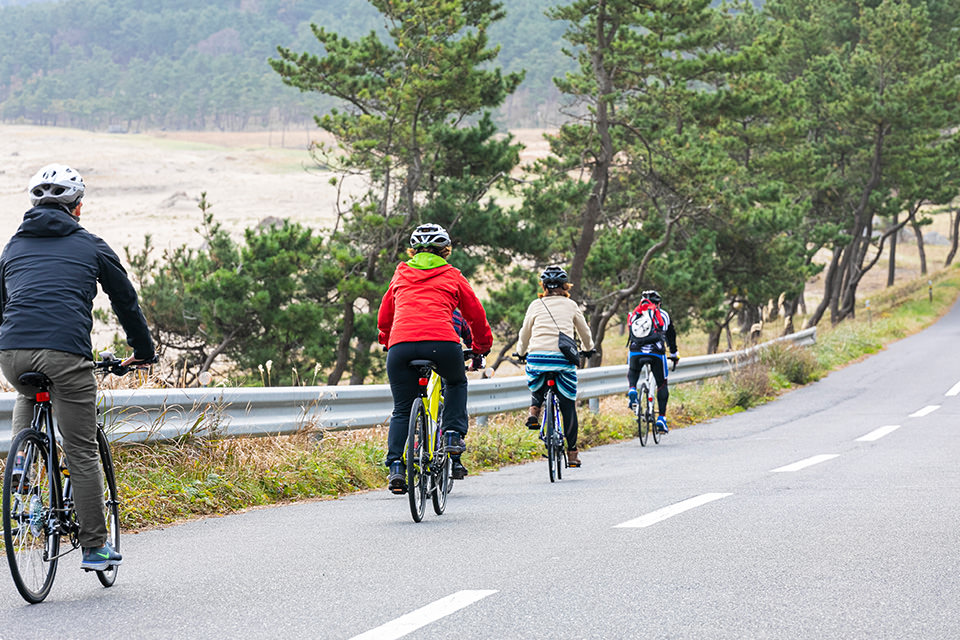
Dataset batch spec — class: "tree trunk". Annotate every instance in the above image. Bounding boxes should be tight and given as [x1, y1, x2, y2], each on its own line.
[887, 211, 898, 286]
[945, 208, 960, 266]
[807, 247, 841, 328]
[911, 217, 927, 275]
[706, 326, 721, 355]
[568, 5, 616, 303]
[326, 300, 355, 385]
[833, 122, 888, 323]
[349, 338, 372, 385]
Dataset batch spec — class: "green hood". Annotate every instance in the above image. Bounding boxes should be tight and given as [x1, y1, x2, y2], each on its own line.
[406, 252, 448, 269]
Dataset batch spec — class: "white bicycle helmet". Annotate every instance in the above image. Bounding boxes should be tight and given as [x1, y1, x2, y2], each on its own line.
[28, 164, 85, 207]
[409, 223, 451, 249]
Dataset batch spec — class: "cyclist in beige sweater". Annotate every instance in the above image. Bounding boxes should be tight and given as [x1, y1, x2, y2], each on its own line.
[516, 266, 594, 466]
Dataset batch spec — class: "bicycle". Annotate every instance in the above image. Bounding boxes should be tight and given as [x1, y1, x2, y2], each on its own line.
[635, 362, 658, 446]
[2, 351, 156, 603]
[514, 352, 591, 483]
[539, 370, 566, 482]
[633, 356, 677, 446]
[402, 351, 483, 523]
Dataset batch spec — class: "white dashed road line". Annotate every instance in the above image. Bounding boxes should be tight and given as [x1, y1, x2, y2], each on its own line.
[350, 590, 498, 640]
[909, 405, 940, 418]
[856, 425, 901, 442]
[946, 381, 960, 397]
[770, 454, 839, 473]
[614, 493, 732, 529]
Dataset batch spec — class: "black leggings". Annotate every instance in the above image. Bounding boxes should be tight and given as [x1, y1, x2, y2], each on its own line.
[385, 341, 467, 466]
[531, 387, 579, 451]
[627, 353, 669, 416]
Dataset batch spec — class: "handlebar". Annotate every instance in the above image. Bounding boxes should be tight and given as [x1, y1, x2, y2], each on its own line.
[463, 349, 486, 372]
[94, 351, 159, 376]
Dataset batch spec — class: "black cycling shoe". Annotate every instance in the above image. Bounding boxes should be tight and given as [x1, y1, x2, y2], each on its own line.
[388, 461, 407, 494]
[443, 431, 466, 454]
[525, 415, 539, 430]
[451, 457, 468, 480]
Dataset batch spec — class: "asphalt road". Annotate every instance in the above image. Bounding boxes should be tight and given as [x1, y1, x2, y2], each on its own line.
[2, 302, 960, 639]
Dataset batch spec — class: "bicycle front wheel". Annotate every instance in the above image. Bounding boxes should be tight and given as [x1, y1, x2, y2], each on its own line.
[650, 394, 661, 445]
[95, 427, 121, 587]
[3, 429, 59, 603]
[431, 444, 450, 516]
[406, 398, 427, 522]
[637, 384, 650, 446]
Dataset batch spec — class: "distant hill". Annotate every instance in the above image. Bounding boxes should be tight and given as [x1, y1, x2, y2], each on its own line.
[0, 0, 570, 131]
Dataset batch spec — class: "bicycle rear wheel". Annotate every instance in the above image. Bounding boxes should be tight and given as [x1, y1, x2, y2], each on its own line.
[545, 391, 557, 483]
[406, 399, 427, 522]
[637, 384, 650, 446]
[3, 429, 59, 603]
[95, 427, 121, 587]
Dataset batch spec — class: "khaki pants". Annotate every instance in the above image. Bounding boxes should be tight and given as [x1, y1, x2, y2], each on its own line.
[0, 349, 106, 548]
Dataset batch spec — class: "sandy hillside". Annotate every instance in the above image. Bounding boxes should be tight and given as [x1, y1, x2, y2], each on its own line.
[0, 125, 555, 254]
[0, 125, 352, 253]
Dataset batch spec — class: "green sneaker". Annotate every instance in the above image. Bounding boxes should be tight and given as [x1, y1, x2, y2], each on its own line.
[81, 541, 122, 571]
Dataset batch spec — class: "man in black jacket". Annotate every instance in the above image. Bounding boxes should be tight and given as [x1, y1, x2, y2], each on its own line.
[0, 164, 155, 571]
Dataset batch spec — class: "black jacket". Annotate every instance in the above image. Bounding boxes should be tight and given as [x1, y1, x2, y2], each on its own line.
[0, 204, 154, 360]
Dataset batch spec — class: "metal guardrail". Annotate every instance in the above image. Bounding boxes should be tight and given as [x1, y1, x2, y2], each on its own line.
[0, 328, 815, 455]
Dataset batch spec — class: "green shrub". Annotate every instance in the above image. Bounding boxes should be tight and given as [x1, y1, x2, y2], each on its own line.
[727, 361, 773, 409]
[760, 343, 821, 385]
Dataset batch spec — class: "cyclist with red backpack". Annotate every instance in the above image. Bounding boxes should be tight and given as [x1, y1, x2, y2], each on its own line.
[626, 290, 679, 433]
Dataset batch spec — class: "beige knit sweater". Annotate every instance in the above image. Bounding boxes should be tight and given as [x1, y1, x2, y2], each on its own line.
[516, 295, 594, 355]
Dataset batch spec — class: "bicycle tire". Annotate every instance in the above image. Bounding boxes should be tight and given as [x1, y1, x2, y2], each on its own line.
[637, 383, 650, 446]
[3, 429, 59, 603]
[431, 444, 450, 516]
[95, 427, 121, 587]
[650, 391, 660, 445]
[406, 398, 427, 522]
[554, 396, 564, 480]
[545, 390, 557, 483]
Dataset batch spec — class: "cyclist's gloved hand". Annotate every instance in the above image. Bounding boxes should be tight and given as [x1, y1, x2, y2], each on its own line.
[122, 354, 157, 368]
[469, 354, 486, 371]
[669, 353, 679, 370]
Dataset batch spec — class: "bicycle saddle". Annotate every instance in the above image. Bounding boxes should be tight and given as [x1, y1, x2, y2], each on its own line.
[18, 371, 51, 389]
[408, 359, 438, 370]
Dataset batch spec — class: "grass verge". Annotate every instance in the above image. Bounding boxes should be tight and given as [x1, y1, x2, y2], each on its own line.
[5, 266, 960, 531]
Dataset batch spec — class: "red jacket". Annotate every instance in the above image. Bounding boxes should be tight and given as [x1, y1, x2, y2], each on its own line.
[377, 255, 493, 353]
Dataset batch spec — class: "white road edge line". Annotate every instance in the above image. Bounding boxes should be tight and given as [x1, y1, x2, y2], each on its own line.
[770, 454, 839, 473]
[946, 381, 960, 397]
[614, 493, 732, 529]
[856, 425, 901, 442]
[349, 590, 498, 640]
[909, 405, 940, 418]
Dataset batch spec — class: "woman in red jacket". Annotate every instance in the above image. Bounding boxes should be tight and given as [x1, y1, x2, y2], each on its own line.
[377, 223, 493, 494]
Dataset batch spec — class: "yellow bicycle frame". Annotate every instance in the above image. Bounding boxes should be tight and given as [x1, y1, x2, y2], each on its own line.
[425, 371, 442, 456]
[406, 370, 443, 467]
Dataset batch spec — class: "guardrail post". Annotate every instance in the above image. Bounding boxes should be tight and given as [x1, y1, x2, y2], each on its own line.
[589, 397, 599, 414]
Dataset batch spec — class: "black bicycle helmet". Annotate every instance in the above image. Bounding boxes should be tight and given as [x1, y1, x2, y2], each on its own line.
[641, 289, 662, 304]
[409, 223, 452, 249]
[540, 265, 568, 289]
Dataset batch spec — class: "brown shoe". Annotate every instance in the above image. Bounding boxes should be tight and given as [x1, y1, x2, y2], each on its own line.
[525, 405, 541, 429]
[567, 449, 581, 467]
